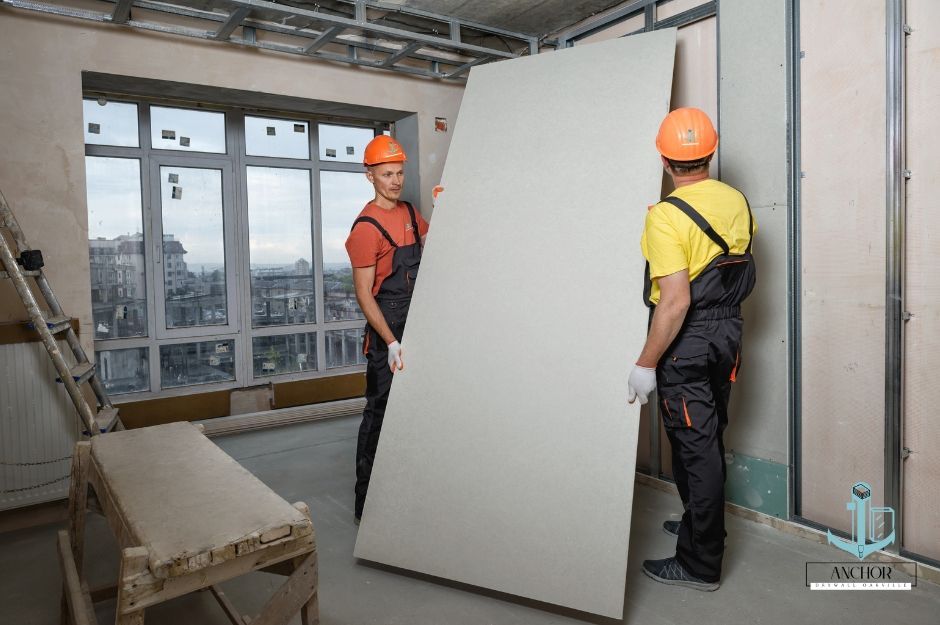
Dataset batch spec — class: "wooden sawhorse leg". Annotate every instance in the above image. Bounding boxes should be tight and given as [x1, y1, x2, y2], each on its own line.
[61, 442, 91, 625]
[115, 547, 149, 625]
[249, 550, 319, 625]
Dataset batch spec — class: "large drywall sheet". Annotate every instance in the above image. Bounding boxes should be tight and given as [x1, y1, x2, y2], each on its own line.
[799, 1, 886, 529]
[903, 0, 940, 561]
[354, 31, 676, 618]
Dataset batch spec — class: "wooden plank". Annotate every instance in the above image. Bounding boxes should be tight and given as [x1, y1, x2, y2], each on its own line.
[249, 552, 318, 625]
[116, 546, 149, 625]
[210, 585, 246, 625]
[67, 442, 91, 570]
[0, 318, 79, 345]
[56, 530, 98, 625]
[119, 537, 315, 613]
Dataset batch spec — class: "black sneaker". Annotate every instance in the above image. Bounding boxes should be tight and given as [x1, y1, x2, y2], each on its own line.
[663, 520, 680, 537]
[642, 557, 719, 591]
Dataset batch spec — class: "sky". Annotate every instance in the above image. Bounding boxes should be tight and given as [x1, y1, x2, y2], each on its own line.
[83, 105, 380, 269]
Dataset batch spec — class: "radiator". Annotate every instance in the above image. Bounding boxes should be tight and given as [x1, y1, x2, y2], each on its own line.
[0, 340, 80, 511]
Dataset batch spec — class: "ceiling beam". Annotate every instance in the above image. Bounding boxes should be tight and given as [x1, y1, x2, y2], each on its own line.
[445, 56, 490, 80]
[110, 0, 133, 24]
[225, 0, 517, 59]
[381, 42, 421, 67]
[213, 7, 250, 41]
[303, 25, 345, 55]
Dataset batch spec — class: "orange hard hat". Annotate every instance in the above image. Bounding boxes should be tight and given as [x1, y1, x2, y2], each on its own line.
[655, 107, 718, 161]
[363, 135, 407, 166]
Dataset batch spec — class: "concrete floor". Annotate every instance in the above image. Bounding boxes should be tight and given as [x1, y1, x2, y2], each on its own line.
[1, 415, 939, 625]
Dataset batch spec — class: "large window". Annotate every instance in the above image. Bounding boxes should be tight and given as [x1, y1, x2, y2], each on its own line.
[83, 98, 383, 396]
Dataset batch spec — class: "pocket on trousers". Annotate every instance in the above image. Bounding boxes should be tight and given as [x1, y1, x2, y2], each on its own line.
[659, 379, 715, 430]
[660, 349, 709, 384]
[659, 391, 694, 429]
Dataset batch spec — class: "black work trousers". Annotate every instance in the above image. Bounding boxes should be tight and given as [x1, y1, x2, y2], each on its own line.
[656, 317, 742, 583]
[355, 299, 410, 519]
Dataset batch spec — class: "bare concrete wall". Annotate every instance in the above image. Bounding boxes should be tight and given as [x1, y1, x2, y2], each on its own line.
[0, 10, 463, 353]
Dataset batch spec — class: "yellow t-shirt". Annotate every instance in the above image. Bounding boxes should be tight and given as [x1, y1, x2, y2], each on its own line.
[641, 179, 756, 305]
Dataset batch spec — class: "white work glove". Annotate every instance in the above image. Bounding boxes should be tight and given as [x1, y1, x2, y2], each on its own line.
[627, 365, 657, 405]
[387, 341, 404, 372]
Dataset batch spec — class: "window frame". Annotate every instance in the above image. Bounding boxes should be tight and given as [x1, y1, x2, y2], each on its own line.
[84, 96, 388, 400]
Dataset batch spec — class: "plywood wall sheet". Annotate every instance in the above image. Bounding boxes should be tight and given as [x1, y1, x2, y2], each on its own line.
[799, 1, 886, 529]
[354, 31, 676, 618]
[902, 0, 940, 562]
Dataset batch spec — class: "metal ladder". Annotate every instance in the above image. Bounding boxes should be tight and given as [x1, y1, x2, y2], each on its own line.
[0, 189, 121, 436]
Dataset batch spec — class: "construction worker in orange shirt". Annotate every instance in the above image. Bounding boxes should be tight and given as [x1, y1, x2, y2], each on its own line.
[345, 135, 429, 524]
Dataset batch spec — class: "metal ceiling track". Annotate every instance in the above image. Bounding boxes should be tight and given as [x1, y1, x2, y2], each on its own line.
[0, 0, 539, 81]
[549, 0, 717, 48]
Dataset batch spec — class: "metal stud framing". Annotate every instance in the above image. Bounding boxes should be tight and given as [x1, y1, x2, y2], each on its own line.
[884, 0, 906, 555]
[549, 0, 717, 48]
[0, 0, 538, 81]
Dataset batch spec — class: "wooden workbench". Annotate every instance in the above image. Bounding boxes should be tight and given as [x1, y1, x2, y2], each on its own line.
[57, 421, 318, 625]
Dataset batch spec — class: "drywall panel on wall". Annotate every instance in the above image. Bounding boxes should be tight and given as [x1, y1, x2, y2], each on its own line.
[799, 1, 886, 529]
[354, 31, 676, 618]
[902, 0, 940, 562]
[657, 0, 711, 20]
[729, 204, 788, 464]
[717, 0, 789, 468]
[578, 12, 645, 44]
[671, 17, 718, 120]
[718, 0, 787, 207]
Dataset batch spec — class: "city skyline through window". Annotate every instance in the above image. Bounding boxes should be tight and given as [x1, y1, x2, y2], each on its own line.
[83, 97, 386, 395]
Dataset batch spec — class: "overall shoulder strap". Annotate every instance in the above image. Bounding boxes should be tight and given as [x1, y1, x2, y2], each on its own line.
[351, 217, 398, 248]
[403, 201, 422, 249]
[661, 196, 730, 255]
[743, 194, 755, 254]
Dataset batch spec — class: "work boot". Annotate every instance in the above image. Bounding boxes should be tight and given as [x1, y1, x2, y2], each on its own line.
[663, 520, 680, 537]
[642, 557, 719, 591]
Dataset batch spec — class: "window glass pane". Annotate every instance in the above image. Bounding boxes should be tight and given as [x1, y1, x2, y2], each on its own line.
[160, 167, 227, 328]
[95, 347, 149, 394]
[247, 167, 315, 327]
[83, 99, 139, 147]
[150, 106, 225, 153]
[321, 171, 374, 321]
[326, 328, 367, 368]
[318, 124, 373, 163]
[252, 333, 316, 377]
[160, 340, 234, 388]
[245, 116, 310, 159]
[85, 157, 148, 340]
